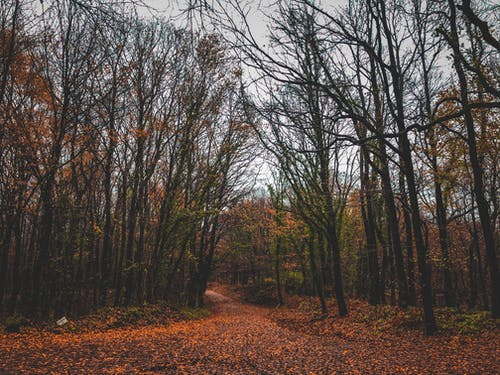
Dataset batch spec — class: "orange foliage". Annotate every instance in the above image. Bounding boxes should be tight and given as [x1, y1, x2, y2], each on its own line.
[1, 289, 497, 374]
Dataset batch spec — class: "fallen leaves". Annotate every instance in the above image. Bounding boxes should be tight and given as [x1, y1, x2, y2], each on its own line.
[269, 297, 499, 374]
[0, 290, 498, 374]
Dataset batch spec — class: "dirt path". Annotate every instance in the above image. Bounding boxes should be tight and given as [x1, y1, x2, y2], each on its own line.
[0, 290, 338, 374]
[188, 290, 347, 373]
[1, 291, 498, 374]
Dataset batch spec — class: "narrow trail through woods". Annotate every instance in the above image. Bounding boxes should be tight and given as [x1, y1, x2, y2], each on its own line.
[1, 290, 498, 374]
[188, 290, 346, 373]
[0, 290, 347, 374]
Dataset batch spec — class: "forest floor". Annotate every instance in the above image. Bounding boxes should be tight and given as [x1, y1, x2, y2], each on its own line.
[0, 286, 498, 374]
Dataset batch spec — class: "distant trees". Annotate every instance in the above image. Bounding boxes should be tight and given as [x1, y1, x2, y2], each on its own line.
[206, 0, 499, 335]
[0, 0, 255, 317]
[438, 0, 499, 318]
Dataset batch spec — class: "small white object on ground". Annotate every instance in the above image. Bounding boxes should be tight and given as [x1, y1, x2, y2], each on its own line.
[56, 316, 68, 326]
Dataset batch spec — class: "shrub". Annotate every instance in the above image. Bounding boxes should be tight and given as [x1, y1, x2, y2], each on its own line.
[285, 271, 304, 294]
[242, 280, 278, 306]
[456, 311, 496, 335]
[180, 307, 211, 320]
[106, 307, 144, 328]
[4, 315, 28, 333]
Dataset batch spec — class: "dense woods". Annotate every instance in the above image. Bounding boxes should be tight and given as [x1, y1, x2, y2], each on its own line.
[0, 0, 255, 316]
[0, 0, 498, 339]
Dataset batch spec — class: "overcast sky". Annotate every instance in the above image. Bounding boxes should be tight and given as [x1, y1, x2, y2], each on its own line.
[139, 0, 270, 41]
[138, 0, 347, 43]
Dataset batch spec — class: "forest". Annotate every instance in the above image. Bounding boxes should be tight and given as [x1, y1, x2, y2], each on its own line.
[0, 0, 499, 372]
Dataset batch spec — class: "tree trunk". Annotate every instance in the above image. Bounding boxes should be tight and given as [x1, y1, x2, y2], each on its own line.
[275, 236, 284, 306]
[399, 172, 417, 306]
[309, 230, 327, 315]
[359, 148, 382, 305]
[378, 0, 436, 334]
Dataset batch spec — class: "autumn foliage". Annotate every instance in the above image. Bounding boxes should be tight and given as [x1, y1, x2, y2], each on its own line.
[0, 0, 499, 373]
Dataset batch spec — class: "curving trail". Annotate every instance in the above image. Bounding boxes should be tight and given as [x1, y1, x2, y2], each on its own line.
[0, 290, 344, 374]
[181, 290, 347, 374]
[0, 290, 498, 374]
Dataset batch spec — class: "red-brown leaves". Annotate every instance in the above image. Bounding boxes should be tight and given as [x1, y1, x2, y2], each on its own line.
[1, 289, 498, 374]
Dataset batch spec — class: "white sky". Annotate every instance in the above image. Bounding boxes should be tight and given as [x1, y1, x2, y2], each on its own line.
[138, 0, 347, 45]
[139, 0, 270, 40]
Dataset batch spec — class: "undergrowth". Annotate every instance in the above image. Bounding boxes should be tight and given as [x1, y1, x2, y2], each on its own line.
[179, 307, 211, 320]
[273, 296, 499, 336]
[1, 302, 204, 334]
